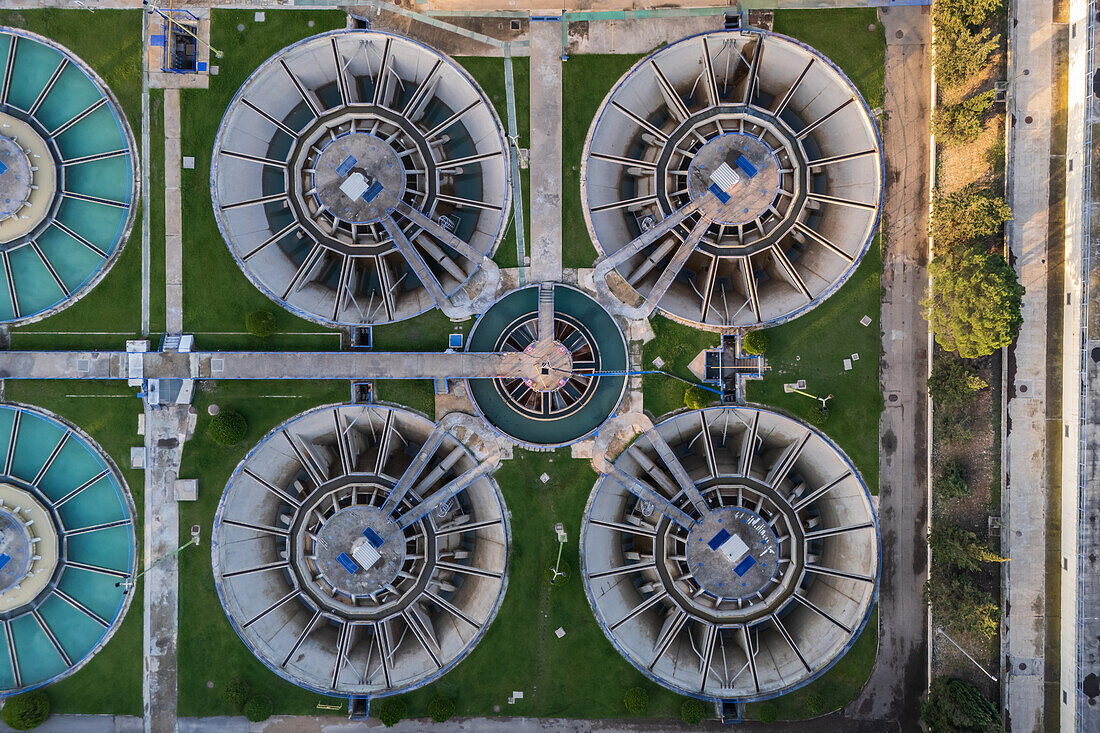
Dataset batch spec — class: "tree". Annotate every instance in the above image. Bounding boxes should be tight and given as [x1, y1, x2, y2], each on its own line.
[929, 521, 1008, 573]
[933, 460, 971, 499]
[208, 410, 248, 446]
[681, 698, 706, 725]
[742, 330, 769, 355]
[935, 0, 1004, 29]
[0, 691, 50, 731]
[684, 385, 711, 410]
[245, 310, 276, 338]
[377, 698, 407, 727]
[623, 686, 649, 714]
[932, 90, 996, 144]
[924, 247, 1024, 358]
[926, 571, 1000, 639]
[922, 676, 1002, 732]
[928, 354, 987, 409]
[243, 694, 272, 722]
[428, 696, 455, 722]
[930, 187, 1011, 251]
[222, 676, 250, 710]
[933, 13, 1000, 88]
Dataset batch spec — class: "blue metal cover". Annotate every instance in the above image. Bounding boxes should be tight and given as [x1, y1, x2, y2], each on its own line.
[734, 554, 756, 576]
[0, 160, 8, 176]
[707, 528, 731, 550]
[362, 527, 385, 548]
[735, 154, 758, 178]
[707, 182, 731, 204]
[0, 553, 10, 571]
[336, 552, 360, 574]
[448, 333, 463, 349]
[362, 180, 384, 203]
[336, 155, 358, 177]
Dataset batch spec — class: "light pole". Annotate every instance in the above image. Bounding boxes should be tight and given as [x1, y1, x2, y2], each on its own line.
[936, 627, 998, 682]
[787, 387, 833, 409]
[116, 524, 201, 594]
[549, 523, 567, 584]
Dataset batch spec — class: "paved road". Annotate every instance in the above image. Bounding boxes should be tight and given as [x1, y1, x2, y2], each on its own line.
[1003, 1, 1055, 729]
[528, 18, 563, 282]
[846, 7, 930, 731]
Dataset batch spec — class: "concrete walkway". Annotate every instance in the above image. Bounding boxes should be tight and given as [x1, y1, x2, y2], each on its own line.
[846, 7, 929, 731]
[143, 405, 191, 733]
[1003, 1, 1055, 729]
[528, 18, 563, 283]
[165, 89, 183, 335]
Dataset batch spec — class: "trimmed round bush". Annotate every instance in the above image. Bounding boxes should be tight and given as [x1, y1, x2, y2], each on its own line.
[377, 697, 407, 727]
[1, 691, 51, 731]
[684, 385, 711, 410]
[222, 676, 250, 710]
[757, 702, 778, 724]
[742, 330, 770, 355]
[681, 698, 706, 725]
[807, 405, 830, 426]
[807, 691, 828, 715]
[428, 696, 455, 722]
[245, 310, 277, 338]
[623, 686, 649, 714]
[208, 410, 248, 446]
[243, 694, 272, 722]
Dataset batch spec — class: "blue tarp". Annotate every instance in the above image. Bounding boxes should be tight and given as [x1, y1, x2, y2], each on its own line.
[362, 180, 385, 203]
[734, 555, 756, 576]
[707, 528, 731, 550]
[707, 183, 731, 204]
[0, 553, 11, 571]
[735, 154, 758, 178]
[363, 527, 385, 548]
[336, 552, 360, 574]
[336, 156, 358, 177]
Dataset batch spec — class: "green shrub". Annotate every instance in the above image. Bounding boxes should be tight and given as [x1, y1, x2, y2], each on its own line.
[928, 355, 987, 409]
[932, 90, 996, 144]
[930, 186, 1012, 251]
[243, 694, 272, 722]
[208, 410, 248, 446]
[925, 571, 1000, 639]
[623, 686, 649, 714]
[222, 676, 250, 710]
[922, 676, 1002, 732]
[1, 691, 50, 730]
[807, 405, 830, 427]
[933, 13, 1000, 88]
[681, 698, 706, 725]
[428, 696, 455, 722]
[245, 310, 277, 338]
[807, 691, 828, 715]
[684, 385, 711, 410]
[377, 697, 407, 727]
[757, 702, 778, 723]
[925, 247, 1024, 358]
[934, 460, 971, 499]
[935, 0, 1004, 29]
[742, 330, 769, 355]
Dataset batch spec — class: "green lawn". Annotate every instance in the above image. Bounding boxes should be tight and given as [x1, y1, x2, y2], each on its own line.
[396, 449, 694, 720]
[176, 379, 350, 716]
[0, 9, 145, 347]
[641, 317, 721, 419]
[745, 236, 882, 491]
[773, 8, 886, 111]
[4, 381, 145, 714]
[375, 379, 435, 420]
[370, 309, 472, 352]
[457, 56, 530, 269]
[150, 89, 166, 336]
[179, 10, 345, 345]
[562, 54, 644, 269]
[744, 608, 878, 721]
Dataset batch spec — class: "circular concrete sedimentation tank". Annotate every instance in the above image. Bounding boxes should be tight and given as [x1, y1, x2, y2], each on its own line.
[0, 28, 138, 325]
[0, 403, 136, 695]
[212, 404, 509, 697]
[580, 406, 878, 702]
[465, 283, 628, 448]
[212, 30, 511, 327]
[583, 30, 882, 330]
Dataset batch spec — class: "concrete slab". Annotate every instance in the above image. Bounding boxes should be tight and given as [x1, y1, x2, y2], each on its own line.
[164, 90, 183, 335]
[528, 20, 563, 283]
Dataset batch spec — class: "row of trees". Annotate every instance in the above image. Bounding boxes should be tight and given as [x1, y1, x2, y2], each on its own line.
[925, 0, 1022, 359]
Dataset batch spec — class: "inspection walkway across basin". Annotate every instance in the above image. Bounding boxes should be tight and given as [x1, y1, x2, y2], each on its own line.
[0, 350, 554, 381]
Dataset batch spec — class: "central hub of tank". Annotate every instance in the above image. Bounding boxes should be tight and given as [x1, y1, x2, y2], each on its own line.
[312, 132, 406, 225]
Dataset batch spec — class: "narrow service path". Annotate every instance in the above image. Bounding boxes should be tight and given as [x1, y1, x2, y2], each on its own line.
[848, 7, 929, 731]
[164, 89, 183, 335]
[528, 18, 563, 282]
[1003, 0, 1056, 728]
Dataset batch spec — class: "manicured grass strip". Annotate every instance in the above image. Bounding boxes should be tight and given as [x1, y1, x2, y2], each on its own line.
[773, 8, 886, 111]
[399, 448, 689, 719]
[4, 381, 145, 714]
[180, 10, 345, 343]
[641, 316, 721, 419]
[370, 309, 472, 352]
[745, 236, 883, 492]
[177, 379, 349, 716]
[376, 379, 436, 420]
[562, 54, 644, 269]
[150, 89, 166, 336]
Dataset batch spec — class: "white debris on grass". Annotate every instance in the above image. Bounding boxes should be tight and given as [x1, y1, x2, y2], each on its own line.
[843, 359, 852, 371]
